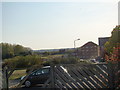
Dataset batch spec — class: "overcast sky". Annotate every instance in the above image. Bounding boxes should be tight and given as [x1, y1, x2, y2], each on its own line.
[1, 0, 119, 50]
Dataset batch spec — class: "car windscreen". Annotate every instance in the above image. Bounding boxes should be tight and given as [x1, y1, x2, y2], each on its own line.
[31, 68, 50, 76]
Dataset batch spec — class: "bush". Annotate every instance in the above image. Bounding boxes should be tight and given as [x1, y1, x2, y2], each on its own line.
[43, 56, 79, 65]
[4, 55, 43, 69]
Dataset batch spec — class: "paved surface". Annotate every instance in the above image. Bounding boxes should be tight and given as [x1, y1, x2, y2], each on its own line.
[9, 79, 20, 87]
[9, 85, 44, 90]
[9, 79, 44, 90]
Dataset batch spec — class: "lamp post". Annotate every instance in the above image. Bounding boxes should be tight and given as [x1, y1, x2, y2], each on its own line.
[74, 38, 80, 48]
[74, 39, 80, 58]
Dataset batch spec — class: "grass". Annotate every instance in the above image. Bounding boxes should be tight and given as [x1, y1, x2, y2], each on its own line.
[42, 54, 63, 59]
[9, 69, 27, 80]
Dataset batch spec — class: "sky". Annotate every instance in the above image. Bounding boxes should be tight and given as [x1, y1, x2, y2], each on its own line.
[1, 0, 119, 50]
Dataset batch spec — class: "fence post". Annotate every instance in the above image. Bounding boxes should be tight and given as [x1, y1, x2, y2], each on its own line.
[2, 66, 8, 90]
[108, 62, 114, 88]
[113, 61, 120, 89]
[51, 64, 55, 89]
[17, 67, 35, 88]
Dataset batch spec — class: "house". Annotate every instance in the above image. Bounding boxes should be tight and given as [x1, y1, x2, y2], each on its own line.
[77, 41, 99, 59]
[98, 37, 109, 58]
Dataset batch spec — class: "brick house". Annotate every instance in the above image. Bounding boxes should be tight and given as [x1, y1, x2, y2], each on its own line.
[77, 41, 99, 59]
[98, 37, 109, 58]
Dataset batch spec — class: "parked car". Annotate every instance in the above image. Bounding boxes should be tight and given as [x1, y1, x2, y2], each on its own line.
[90, 59, 99, 63]
[20, 65, 68, 87]
[20, 66, 50, 87]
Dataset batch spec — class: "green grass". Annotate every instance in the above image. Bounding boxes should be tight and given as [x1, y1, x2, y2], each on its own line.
[9, 69, 27, 80]
[41, 54, 63, 60]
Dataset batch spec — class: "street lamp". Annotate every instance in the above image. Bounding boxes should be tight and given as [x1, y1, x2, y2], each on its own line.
[74, 38, 80, 48]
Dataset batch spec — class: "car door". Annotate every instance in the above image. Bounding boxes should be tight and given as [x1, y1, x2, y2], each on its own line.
[39, 68, 50, 83]
[30, 68, 50, 84]
[28, 69, 42, 84]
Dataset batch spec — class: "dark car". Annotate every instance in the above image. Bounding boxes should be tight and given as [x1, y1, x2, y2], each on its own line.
[20, 66, 50, 87]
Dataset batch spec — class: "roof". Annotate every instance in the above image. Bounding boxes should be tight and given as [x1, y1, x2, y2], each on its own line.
[80, 41, 98, 48]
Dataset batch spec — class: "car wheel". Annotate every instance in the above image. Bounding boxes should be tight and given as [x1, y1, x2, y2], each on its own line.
[25, 80, 31, 87]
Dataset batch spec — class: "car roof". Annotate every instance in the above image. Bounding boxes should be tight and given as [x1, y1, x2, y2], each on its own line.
[42, 66, 50, 69]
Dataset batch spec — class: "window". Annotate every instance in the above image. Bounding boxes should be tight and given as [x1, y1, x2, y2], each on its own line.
[42, 68, 50, 74]
[36, 70, 42, 75]
[35, 68, 50, 75]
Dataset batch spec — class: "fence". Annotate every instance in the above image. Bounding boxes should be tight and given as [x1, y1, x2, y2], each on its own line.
[2, 67, 16, 90]
[43, 63, 120, 89]
[43, 63, 109, 89]
[107, 61, 120, 89]
[2, 62, 120, 89]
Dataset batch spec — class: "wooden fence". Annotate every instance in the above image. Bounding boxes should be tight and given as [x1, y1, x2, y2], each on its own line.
[2, 63, 120, 89]
[107, 61, 120, 89]
[43, 63, 120, 89]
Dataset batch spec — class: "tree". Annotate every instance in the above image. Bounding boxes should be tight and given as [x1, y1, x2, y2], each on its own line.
[104, 25, 120, 55]
[1, 43, 14, 59]
[1, 43, 32, 60]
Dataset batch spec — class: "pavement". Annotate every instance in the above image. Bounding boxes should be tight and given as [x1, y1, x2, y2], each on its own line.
[9, 79, 21, 88]
[9, 79, 44, 89]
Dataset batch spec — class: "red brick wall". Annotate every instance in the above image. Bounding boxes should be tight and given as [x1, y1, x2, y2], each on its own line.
[77, 42, 99, 59]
